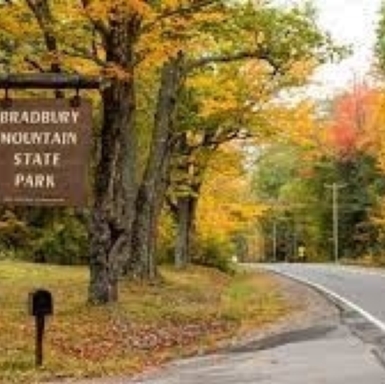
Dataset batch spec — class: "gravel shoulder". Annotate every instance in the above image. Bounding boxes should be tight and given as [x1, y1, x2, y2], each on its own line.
[228, 269, 341, 349]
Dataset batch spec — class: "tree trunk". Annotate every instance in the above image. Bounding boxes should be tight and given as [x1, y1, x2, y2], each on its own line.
[174, 195, 198, 269]
[129, 54, 185, 280]
[88, 15, 140, 304]
[171, 133, 212, 270]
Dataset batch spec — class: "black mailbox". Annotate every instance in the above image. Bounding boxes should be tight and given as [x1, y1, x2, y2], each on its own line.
[29, 289, 53, 317]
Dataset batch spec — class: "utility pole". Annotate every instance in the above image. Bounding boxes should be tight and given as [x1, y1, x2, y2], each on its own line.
[325, 183, 347, 263]
[292, 226, 298, 263]
[272, 220, 277, 262]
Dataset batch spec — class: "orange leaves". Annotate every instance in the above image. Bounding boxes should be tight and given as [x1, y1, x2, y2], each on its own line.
[275, 84, 385, 167]
[325, 84, 385, 161]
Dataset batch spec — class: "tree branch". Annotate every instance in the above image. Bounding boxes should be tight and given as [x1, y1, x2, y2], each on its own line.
[24, 56, 45, 72]
[80, 0, 109, 40]
[25, 0, 64, 96]
[186, 48, 281, 74]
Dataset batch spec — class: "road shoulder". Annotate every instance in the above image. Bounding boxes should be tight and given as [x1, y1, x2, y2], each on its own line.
[51, 270, 385, 383]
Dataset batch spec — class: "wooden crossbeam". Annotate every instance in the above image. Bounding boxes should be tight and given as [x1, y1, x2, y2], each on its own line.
[0, 73, 101, 90]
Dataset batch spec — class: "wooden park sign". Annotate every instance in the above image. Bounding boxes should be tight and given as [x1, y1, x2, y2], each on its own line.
[0, 99, 91, 206]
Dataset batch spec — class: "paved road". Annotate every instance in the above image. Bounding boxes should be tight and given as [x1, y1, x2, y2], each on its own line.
[262, 263, 385, 329]
[129, 263, 385, 384]
[124, 335, 384, 384]
[60, 264, 385, 384]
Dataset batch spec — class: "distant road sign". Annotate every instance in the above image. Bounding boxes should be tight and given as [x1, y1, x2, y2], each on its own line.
[0, 99, 91, 206]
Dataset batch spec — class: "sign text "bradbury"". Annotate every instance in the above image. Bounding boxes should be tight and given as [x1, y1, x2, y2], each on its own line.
[0, 99, 91, 206]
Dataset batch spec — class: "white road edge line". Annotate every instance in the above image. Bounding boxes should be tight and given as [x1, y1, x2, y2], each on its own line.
[267, 268, 385, 334]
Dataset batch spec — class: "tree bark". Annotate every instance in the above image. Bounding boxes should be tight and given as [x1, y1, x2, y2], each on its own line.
[88, 14, 140, 303]
[129, 54, 185, 280]
[174, 195, 198, 269]
[171, 132, 214, 269]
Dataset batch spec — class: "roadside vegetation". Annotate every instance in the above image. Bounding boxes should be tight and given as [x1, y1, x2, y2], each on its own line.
[251, 82, 385, 264]
[3, 0, 385, 380]
[248, 2, 385, 266]
[0, 0, 344, 304]
[0, 261, 290, 383]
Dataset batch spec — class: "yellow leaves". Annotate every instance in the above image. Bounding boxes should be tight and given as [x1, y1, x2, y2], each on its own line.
[362, 91, 385, 168]
[137, 37, 184, 72]
[0, 4, 38, 41]
[276, 101, 328, 158]
[371, 196, 385, 244]
[285, 101, 320, 146]
[197, 147, 264, 240]
[125, 0, 154, 16]
[138, 6, 226, 70]
[241, 60, 276, 83]
[187, 71, 244, 118]
[83, 0, 154, 20]
[82, 0, 109, 20]
[287, 58, 318, 81]
[201, 98, 240, 118]
[61, 56, 101, 77]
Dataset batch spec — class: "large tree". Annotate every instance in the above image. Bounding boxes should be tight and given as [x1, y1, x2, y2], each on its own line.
[163, 2, 343, 269]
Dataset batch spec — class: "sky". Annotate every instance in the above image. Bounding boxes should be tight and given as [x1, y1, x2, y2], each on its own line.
[310, 0, 383, 96]
[274, 0, 383, 97]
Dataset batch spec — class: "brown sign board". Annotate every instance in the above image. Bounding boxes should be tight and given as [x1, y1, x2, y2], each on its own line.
[0, 99, 91, 206]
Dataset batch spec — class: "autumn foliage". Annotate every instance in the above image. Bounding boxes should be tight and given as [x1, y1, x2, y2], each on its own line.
[0, 261, 289, 383]
[326, 85, 382, 159]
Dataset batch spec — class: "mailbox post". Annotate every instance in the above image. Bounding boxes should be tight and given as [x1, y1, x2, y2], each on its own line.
[28, 289, 53, 367]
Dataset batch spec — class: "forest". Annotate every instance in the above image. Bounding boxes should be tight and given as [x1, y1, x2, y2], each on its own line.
[0, 0, 385, 306]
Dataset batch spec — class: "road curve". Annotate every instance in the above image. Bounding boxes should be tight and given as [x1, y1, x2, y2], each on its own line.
[260, 263, 385, 331]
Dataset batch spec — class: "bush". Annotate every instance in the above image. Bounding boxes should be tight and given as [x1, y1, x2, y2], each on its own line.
[0, 209, 88, 265]
[193, 236, 235, 273]
[0, 211, 32, 250]
[32, 214, 88, 265]
[31, 215, 88, 265]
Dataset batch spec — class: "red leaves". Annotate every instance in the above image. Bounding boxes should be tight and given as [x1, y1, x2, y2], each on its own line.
[327, 84, 379, 160]
[328, 121, 357, 158]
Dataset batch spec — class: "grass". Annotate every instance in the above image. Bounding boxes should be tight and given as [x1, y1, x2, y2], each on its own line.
[0, 261, 291, 383]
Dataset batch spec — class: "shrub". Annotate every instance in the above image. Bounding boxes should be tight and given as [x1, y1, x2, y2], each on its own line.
[0, 211, 32, 250]
[193, 236, 235, 273]
[31, 215, 88, 265]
